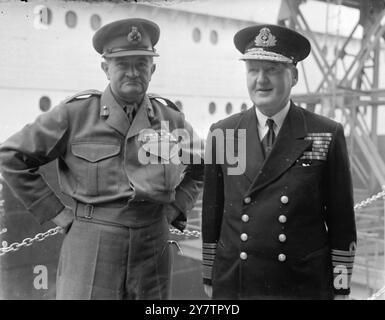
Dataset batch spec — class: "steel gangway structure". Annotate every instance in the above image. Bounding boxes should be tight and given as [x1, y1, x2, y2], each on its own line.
[277, 0, 385, 298]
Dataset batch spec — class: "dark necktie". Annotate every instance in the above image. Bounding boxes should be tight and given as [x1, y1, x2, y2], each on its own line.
[261, 118, 276, 158]
[124, 104, 137, 125]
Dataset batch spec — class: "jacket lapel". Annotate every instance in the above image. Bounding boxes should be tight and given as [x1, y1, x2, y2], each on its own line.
[101, 86, 130, 136]
[236, 107, 265, 183]
[126, 95, 152, 140]
[246, 102, 312, 196]
[100, 86, 152, 139]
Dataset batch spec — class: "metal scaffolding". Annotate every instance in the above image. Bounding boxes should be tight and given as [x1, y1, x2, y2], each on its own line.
[278, 0, 385, 298]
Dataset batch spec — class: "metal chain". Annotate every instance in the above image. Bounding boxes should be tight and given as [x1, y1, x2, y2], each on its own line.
[1, 187, 384, 256]
[354, 188, 385, 210]
[0, 226, 200, 257]
[0, 226, 62, 256]
[169, 227, 200, 238]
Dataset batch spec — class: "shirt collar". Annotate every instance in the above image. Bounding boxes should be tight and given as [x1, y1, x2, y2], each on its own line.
[254, 100, 291, 132]
[100, 85, 153, 122]
[108, 85, 143, 114]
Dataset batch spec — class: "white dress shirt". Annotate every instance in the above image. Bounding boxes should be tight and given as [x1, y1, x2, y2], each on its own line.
[254, 101, 291, 140]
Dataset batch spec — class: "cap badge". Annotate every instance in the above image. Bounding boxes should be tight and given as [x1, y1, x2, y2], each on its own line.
[127, 26, 142, 44]
[254, 27, 277, 47]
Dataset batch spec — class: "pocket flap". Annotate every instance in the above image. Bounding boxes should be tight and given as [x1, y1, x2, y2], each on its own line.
[71, 142, 120, 162]
[301, 245, 329, 261]
[141, 141, 179, 161]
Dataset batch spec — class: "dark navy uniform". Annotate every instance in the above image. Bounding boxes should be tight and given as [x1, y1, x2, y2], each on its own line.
[202, 25, 356, 300]
[0, 19, 203, 299]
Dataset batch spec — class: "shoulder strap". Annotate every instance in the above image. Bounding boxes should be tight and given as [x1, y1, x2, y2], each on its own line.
[62, 89, 102, 104]
[148, 93, 180, 112]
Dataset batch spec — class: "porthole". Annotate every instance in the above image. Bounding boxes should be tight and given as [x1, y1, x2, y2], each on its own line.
[192, 28, 201, 43]
[226, 102, 233, 115]
[210, 30, 218, 45]
[39, 96, 51, 112]
[209, 102, 216, 115]
[65, 11, 77, 28]
[90, 14, 102, 30]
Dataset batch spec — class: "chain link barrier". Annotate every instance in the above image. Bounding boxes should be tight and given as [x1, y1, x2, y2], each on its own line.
[1, 189, 385, 256]
[0, 226, 62, 256]
[354, 188, 385, 210]
[354, 187, 385, 300]
[169, 227, 200, 238]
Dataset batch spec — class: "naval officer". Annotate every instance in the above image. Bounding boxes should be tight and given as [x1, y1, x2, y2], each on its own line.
[201, 24, 356, 300]
[0, 18, 203, 299]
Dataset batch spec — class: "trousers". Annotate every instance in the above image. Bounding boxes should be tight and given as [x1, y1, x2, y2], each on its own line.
[56, 214, 171, 300]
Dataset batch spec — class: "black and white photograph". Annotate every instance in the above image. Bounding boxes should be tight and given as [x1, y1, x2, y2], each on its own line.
[0, 0, 385, 304]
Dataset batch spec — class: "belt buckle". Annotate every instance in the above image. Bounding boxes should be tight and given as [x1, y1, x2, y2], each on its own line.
[84, 204, 94, 219]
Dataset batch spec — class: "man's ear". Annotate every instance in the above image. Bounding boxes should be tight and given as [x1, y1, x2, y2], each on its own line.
[291, 66, 298, 87]
[101, 61, 110, 80]
[148, 63, 156, 82]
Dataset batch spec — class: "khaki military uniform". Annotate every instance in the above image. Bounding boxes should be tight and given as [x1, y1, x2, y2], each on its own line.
[0, 85, 203, 299]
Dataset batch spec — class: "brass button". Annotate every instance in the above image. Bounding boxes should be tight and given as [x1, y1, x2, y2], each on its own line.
[278, 234, 287, 242]
[280, 195, 289, 204]
[278, 253, 286, 262]
[240, 233, 248, 241]
[240, 252, 248, 260]
[244, 197, 251, 204]
[278, 215, 287, 223]
[241, 214, 249, 222]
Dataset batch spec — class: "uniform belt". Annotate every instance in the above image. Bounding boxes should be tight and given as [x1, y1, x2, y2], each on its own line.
[75, 201, 164, 228]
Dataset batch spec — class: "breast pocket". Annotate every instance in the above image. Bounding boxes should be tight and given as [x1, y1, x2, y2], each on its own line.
[290, 160, 324, 182]
[140, 140, 185, 191]
[291, 163, 323, 176]
[289, 160, 325, 202]
[71, 142, 121, 196]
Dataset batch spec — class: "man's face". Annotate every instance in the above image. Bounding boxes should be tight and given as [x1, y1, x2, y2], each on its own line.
[246, 60, 298, 117]
[102, 56, 155, 104]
